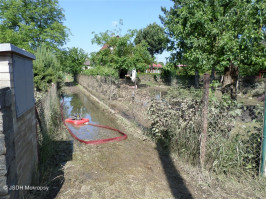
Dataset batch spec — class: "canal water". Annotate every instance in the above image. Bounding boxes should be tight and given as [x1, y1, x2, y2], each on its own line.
[61, 92, 122, 141]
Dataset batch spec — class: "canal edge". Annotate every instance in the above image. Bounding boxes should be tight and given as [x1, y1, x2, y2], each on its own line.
[76, 84, 152, 143]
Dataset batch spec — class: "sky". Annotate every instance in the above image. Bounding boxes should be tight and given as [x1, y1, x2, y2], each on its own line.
[58, 0, 173, 63]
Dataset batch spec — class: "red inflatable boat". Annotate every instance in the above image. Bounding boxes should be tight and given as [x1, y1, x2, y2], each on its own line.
[65, 118, 89, 125]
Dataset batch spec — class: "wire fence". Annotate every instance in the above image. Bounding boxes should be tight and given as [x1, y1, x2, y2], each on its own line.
[77, 74, 265, 177]
[148, 74, 264, 176]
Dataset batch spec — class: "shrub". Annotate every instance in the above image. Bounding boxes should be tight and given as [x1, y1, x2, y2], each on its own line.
[33, 45, 64, 91]
[82, 66, 119, 78]
[148, 87, 264, 175]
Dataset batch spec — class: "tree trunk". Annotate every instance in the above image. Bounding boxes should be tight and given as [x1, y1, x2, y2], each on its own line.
[210, 66, 215, 83]
[210, 66, 216, 91]
[221, 61, 238, 100]
[73, 73, 78, 83]
[195, 69, 200, 88]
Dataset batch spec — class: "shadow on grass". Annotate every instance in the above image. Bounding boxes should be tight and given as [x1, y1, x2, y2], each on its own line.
[28, 135, 73, 199]
[40, 140, 73, 199]
[156, 139, 193, 199]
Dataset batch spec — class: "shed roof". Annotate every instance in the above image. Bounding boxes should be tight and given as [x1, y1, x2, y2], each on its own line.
[0, 43, 35, 60]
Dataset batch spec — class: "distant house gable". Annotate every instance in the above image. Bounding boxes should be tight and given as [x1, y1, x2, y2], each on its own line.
[83, 59, 91, 70]
[146, 63, 163, 73]
[100, 44, 109, 51]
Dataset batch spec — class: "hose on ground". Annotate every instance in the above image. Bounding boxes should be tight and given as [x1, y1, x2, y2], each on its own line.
[60, 97, 128, 144]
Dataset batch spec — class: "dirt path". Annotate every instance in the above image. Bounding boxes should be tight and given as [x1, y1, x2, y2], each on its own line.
[56, 135, 192, 199]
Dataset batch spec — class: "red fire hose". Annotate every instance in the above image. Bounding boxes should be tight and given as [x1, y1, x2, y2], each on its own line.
[60, 98, 127, 144]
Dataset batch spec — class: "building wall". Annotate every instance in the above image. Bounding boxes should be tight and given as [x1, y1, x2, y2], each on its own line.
[0, 51, 38, 198]
[0, 88, 14, 198]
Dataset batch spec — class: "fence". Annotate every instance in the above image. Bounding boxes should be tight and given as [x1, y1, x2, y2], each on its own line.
[77, 74, 265, 177]
[78, 75, 156, 129]
[148, 74, 265, 176]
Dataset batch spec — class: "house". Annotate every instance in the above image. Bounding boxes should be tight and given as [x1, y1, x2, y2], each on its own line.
[83, 60, 91, 70]
[146, 63, 163, 73]
[100, 44, 109, 51]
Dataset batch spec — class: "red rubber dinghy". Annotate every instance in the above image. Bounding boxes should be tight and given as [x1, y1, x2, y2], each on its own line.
[65, 118, 89, 125]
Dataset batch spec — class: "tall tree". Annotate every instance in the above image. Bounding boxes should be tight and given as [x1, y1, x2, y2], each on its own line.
[161, 0, 266, 99]
[91, 30, 153, 78]
[134, 22, 169, 58]
[0, 0, 69, 52]
[58, 47, 88, 82]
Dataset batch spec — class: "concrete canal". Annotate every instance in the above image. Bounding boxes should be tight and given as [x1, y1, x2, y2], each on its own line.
[61, 93, 123, 142]
[55, 84, 193, 199]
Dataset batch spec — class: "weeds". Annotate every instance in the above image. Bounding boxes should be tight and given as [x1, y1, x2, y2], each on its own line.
[148, 87, 264, 176]
[29, 85, 69, 198]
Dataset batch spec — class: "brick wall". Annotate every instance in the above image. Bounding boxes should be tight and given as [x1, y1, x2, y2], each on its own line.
[0, 88, 13, 198]
[0, 46, 38, 198]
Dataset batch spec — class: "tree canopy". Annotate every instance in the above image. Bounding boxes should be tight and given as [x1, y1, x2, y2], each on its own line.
[0, 0, 69, 52]
[134, 22, 169, 58]
[58, 47, 88, 79]
[90, 30, 153, 77]
[161, 0, 266, 75]
[161, 0, 266, 98]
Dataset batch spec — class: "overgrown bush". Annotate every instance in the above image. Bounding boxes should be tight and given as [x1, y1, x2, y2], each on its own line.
[148, 87, 264, 176]
[148, 88, 203, 164]
[160, 67, 172, 85]
[33, 45, 64, 91]
[250, 80, 265, 97]
[82, 66, 118, 78]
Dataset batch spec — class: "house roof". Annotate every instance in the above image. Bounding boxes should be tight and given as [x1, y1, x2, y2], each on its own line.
[149, 63, 163, 68]
[100, 44, 109, 50]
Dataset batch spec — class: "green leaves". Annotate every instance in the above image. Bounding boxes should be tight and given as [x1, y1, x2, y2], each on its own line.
[134, 22, 169, 57]
[58, 47, 88, 77]
[161, 0, 266, 75]
[33, 45, 63, 91]
[0, 0, 69, 53]
[90, 30, 153, 76]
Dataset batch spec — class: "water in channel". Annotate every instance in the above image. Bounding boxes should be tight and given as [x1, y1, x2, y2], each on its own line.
[61, 92, 122, 141]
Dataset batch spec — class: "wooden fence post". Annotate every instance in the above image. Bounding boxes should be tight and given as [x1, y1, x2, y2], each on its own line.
[200, 74, 210, 169]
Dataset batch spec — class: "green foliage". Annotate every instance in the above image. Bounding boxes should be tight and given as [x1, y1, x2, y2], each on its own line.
[160, 0, 266, 75]
[82, 66, 118, 78]
[134, 22, 169, 57]
[0, 0, 69, 52]
[90, 29, 153, 76]
[58, 47, 88, 76]
[148, 87, 263, 175]
[33, 45, 63, 91]
[160, 64, 173, 84]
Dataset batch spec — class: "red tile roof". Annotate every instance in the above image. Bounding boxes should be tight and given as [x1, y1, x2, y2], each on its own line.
[149, 64, 163, 68]
[100, 44, 109, 50]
